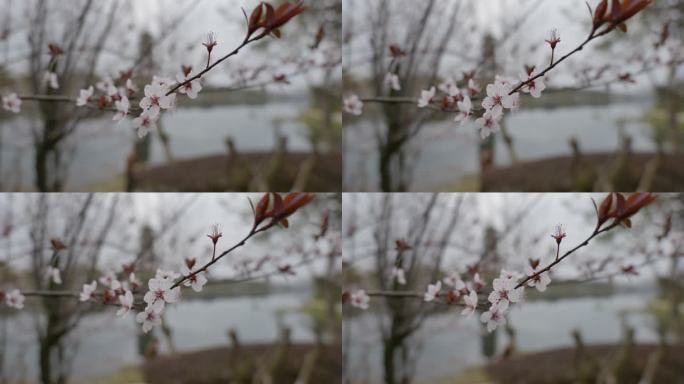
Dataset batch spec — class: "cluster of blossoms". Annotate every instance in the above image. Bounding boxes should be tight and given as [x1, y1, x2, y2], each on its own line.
[74, 67, 202, 139]
[2, 192, 316, 333]
[416, 66, 547, 140]
[342, 27, 560, 141]
[1, 232, 211, 334]
[347, 225, 560, 333]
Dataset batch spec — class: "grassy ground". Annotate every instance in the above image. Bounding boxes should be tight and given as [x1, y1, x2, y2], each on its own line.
[73, 366, 144, 384]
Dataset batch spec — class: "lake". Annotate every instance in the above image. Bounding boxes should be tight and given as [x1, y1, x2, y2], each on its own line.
[344, 292, 659, 383]
[1, 292, 314, 381]
[0, 102, 312, 190]
[343, 101, 657, 191]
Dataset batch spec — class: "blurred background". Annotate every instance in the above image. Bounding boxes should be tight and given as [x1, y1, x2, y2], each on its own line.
[0, 193, 341, 383]
[0, 0, 342, 192]
[343, 0, 684, 192]
[343, 193, 684, 383]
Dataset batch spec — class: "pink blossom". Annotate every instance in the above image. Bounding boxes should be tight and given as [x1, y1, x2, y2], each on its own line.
[551, 224, 566, 244]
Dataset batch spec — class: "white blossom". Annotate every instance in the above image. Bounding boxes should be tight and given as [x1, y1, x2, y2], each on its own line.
[499, 269, 523, 281]
[176, 74, 202, 99]
[461, 290, 478, 317]
[417, 86, 436, 108]
[3, 289, 25, 309]
[43, 71, 59, 90]
[2, 93, 22, 113]
[113, 96, 130, 122]
[44, 266, 62, 285]
[343, 95, 364, 116]
[350, 289, 370, 310]
[424, 281, 442, 302]
[143, 277, 180, 311]
[129, 273, 142, 289]
[139, 84, 174, 119]
[97, 78, 118, 96]
[466, 79, 480, 96]
[475, 108, 503, 139]
[443, 271, 461, 287]
[155, 269, 181, 280]
[133, 112, 158, 138]
[79, 281, 97, 302]
[136, 306, 162, 333]
[384, 73, 401, 92]
[180, 265, 208, 292]
[520, 72, 546, 98]
[125, 79, 138, 95]
[116, 290, 134, 317]
[487, 277, 523, 309]
[438, 78, 459, 97]
[390, 267, 406, 285]
[76, 86, 94, 107]
[481, 82, 515, 115]
[480, 302, 507, 332]
[453, 95, 472, 125]
[472, 273, 485, 292]
[99, 271, 121, 290]
[525, 264, 551, 292]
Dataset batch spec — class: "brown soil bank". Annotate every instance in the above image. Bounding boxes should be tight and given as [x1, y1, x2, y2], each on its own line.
[486, 344, 684, 384]
[133, 152, 341, 192]
[481, 153, 684, 192]
[143, 343, 341, 384]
